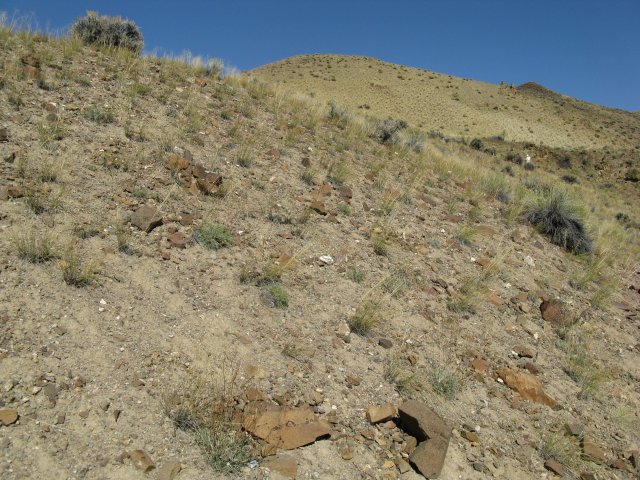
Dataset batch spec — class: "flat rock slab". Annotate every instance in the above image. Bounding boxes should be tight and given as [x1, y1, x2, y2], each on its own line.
[398, 400, 452, 478]
[0, 409, 19, 426]
[497, 368, 557, 407]
[243, 403, 331, 450]
[262, 454, 298, 479]
[366, 403, 396, 424]
[130, 205, 163, 233]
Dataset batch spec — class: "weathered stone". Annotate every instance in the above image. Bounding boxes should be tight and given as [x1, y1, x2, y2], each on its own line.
[487, 292, 502, 306]
[0, 127, 7, 142]
[496, 368, 557, 407]
[409, 436, 449, 478]
[0, 185, 23, 200]
[472, 357, 487, 374]
[580, 473, 596, 480]
[346, 375, 361, 386]
[339, 185, 353, 200]
[397, 459, 411, 474]
[55, 412, 66, 425]
[262, 454, 298, 479]
[167, 232, 187, 249]
[196, 172, 223, 195]
[513, 345, 535, 358]
[0, 409, 18, 426]
[582, 436, 607, 463]
[398, 400, 451, 443]
[366, 403, 396, 424]
[544, 458, 564, 475]
[21, 53, 40, 68]
[130, 449, 155, 472]
[42, 384, 58, 405]
[564, 423, 584, 437]
[540, 299, 573, 326]
[243, 403, 331, 450]
[340, 445, 354, 460]
[463, 431, 480, 443]
[403, 435, 418, 454]
[610, 458, 626, 469]
[310, 200, 328, 215]
[157, 460, 181, 480]
[130, 205, 163, 233]
[245, 387, 266, 402]
[378, 338, 393, 349]
[164, 154, 190, 171]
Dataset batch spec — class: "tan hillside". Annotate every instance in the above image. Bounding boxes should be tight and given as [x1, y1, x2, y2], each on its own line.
[250, 54, 640, 150]
[1, 19, 639, 480]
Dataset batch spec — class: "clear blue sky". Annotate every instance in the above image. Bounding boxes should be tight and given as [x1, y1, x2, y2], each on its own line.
[3, 0, 639, 111]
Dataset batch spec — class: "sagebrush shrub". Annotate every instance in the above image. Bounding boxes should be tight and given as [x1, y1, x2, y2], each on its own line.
[70, 12, 143, 53]
[526, 188, 592, 254]
[371, 118, 407, 145]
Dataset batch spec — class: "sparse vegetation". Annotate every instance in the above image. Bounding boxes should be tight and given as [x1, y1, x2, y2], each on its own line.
[194, 222, 232, 250]
[83, 105, 115, 124]
[70, 12, 143, 53]
[429, 364, 462, 400]
[349, 299, 382, 335]
[12, 229, 57, 263]
[525, 188, 592, 254]
[59, 246, 97, 287]
[265, 283, 289, 308]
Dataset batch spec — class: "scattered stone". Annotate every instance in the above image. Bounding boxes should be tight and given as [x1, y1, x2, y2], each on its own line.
[340, 445, 354, 460]
[130, 449, 156, 472]
[398, 400, 452, 479]
[79, 409, 90, 419]
[168, 231, 187, 249]
[472, 462, 489, 474]
[610, 458, 626, 469]
[0, 185, 23, 200]
[540, 299, 573, 326]
[0, 409, 18, 426]
[582, 436, 607, 463]
[130, 205, 163, 233]
[366, 403, 396, 424]
[513, 345, 535, 358]
[245, 387, 266, 402]
[403, 435, 418, 454]
[487, 292, 503, 306]
[318, 255, 334, 265]
[3, 151, 15, 163]
[113, 409, 122, 422]
[580, 473, 596, 480]
[521, 362, 539, 375]
[564, 423, 584, 437]
[42, 384, 58, 406]
[496, 368, 557, 407]
[544, 458, 564, 475]
[164, 154, 190, 170]
[472, 357, 487, 374]
[0, 127, 7, 142]
[463, 431, 480, 443]
[346, 375, 361, 387]
[378, 338, 393, 349]
[310, 200, 328, 215]
[262, 454, 298, 479]
[243, 404, 331, 449]
[55, 412, 66, 425]
[157, 460, 182, 480]
[196, 172, 223, 195]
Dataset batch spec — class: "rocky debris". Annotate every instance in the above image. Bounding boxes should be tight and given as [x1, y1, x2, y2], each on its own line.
[0, 185, 23, 200]
[366, 403, 397, 424]
[156, 459, 182, 480]
[0, 409, 18, 426]
[471, 357, 488, 374]
[243, 403, 331, 450]
[345, 375, 361, 387]
[167, 231, 188, 249]
[130, 205, 163, 233]
[261, 454, 298, 479]
[582, 436, 607, 463]
[496, 368, 557, 407]
[163, 152, 225, 195]
[129, 449, 155, 472]
[398, 400, 452, 478]
[544, 458, 564, 475]
[513, 345, 535, 358]
[564, 422, 584, 437]
[378, 338, 393, 349]
[0, 127, 7, 142]
[462, 430, 479, 443]
[540, 299, 573, 326]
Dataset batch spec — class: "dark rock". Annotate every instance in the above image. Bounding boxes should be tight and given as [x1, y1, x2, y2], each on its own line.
[544, 458, 564, 475]
[378, 338, 393, 349]
[0, 128, 7, 142]
[130, 205, 163, 233]
[540, 299, 573, 326]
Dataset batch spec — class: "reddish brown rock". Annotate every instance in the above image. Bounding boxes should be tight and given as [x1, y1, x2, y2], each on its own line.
[403, 435, 418, 454]
[487, 292, 502, 306]
[544, 458, 564, 475]
[310, 200, 328, 215]
[346, 375, 361, 387]
[194, 77, 207, 87]
[243, 404, 331, 449]
[339, 185, 353, 200]
[167, 232, 187, 249]
[130, 205, 163, 233]
[0, 409, 18, 426]
[164, 154, 190, 171]
[398, 400, 452, 478]
[130, 449, 155, 472]
[582, 436, 607, 463]
[513, 345, 535, 358]
[564, 423, 584, 437]
[196, 172, 223, 195]
[496, 368, 557, 407]
[540, 299, 573, 326]
[472, 357, 488, 374]
[463, 431, 480, 443]
[366, 403, 397, 424]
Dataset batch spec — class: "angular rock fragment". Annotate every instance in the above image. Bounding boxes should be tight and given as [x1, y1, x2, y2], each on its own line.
[130, 205, 163, 233]
[496, 368, 557, 407]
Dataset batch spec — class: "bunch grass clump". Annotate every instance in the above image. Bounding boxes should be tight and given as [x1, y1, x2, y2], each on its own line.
[194, 222, 232, 250]
[70, 12, 143, 53]
[525, 188, 592, 254]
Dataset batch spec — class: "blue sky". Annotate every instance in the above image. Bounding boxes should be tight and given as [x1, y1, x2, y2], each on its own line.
[3, 0, 639, 111]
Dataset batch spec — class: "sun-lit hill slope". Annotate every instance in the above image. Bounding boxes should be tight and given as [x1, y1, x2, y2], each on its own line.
[250, 54, 640, 150]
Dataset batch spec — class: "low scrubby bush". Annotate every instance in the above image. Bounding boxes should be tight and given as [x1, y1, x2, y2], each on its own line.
[525, 188, 592, 254]
[370, 118, 407, 145]
[70, 12, 143, 53]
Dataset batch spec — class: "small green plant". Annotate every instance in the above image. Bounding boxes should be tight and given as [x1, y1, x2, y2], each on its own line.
[115, 223, 135, 255]
[456, 225, 476, 246]
[83, 105, 115, 124]
[624, 168, 640, 182]
[13, 229, 57, 263]
[59, 246, 97, 287]
[383, 268, 410, 296]
[349, 299, 381, 336]
[559, 327, 608, 399]
[539, 431, 580, 471]
[24, 189, 63, 215]
[266, 283, 289, 308]
[128, 82, 150, 96]
[37, 122, 65, 149]
[236, 147, 252, 168]
[338, 203, 351, 216]
[347, 267, 364, 283]
[371, 235, 388, 256]
[525, 188, 592, 254]
[429, 364, 462, 400]
[327, 161, 349, 185]
[131, 186, 149, 199]
[70, 12, 143, 53]
[37, 162, 61, 183]
[194, 222, 232, 250]
[384, 356, 423, 396]
[301, 168, 315, 185]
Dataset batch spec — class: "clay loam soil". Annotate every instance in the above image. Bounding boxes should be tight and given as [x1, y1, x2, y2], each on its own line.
[1, 27, 640, 480]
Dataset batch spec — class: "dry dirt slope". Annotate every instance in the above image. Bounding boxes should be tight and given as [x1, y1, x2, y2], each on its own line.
[250, 54, 640, 150]
[0, 28, 639, 480]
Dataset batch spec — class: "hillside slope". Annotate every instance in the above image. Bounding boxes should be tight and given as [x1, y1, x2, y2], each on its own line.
[0, 28, 639, 480]
[250, 54, 640, 150]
